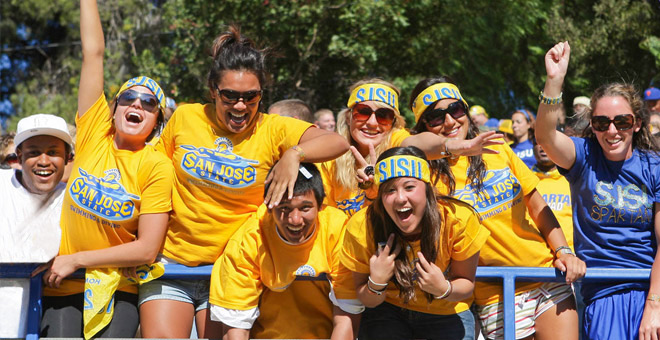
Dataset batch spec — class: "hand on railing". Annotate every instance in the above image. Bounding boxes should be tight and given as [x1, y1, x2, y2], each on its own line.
[553, 253, 586, 284]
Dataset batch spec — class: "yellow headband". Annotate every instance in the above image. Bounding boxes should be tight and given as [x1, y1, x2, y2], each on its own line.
[347, 84, 399, 111]
[115, 76, 166, 110]
[375, 155, 430, 185]
[411, 83, 468, 122]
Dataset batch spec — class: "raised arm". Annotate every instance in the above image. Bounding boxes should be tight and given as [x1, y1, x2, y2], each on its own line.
[78, 0, 105, 117]
[535, 42, 577, 170]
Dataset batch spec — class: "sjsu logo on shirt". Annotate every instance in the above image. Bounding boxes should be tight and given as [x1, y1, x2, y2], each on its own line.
[453, 168, 522, 216]
[591, 181, 653, 223]
[337, 192, 366, 216]
[295, 264, 317, 277]
[180, 138, 258, 188]
[70, 169, 139, 221]
[516, 149, 533, 160]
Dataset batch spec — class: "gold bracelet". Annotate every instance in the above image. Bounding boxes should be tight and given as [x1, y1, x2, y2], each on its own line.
[648, 294, 660, 302]
[291, 145, 305, 161]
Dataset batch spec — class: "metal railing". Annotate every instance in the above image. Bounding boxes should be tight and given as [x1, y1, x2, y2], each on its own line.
[0, 264, 650, 340]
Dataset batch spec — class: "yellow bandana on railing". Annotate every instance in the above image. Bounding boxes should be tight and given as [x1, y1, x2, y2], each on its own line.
[83, 263, 165, 339]
[411, 83, 468, 123]
[375, 155, 430, 185]
[347, 84, 399, 111]
[115, 76, 166, 110]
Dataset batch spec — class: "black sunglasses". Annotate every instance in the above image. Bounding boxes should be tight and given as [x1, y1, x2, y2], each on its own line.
[216, 88, 262, 105]
[424, 101, 467, 127]
[117, 89, 160, 112]
[352, 103, 395, 126]
[590, 114, 635, 132]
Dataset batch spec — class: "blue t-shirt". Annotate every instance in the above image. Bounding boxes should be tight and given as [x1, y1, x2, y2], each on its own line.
[559, 137, 660, 303]
[511, 139, 535, 169]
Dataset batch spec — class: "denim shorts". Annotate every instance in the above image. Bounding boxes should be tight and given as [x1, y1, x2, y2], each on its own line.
[359, 302, 475, 340]
[138, 279, 210, 312]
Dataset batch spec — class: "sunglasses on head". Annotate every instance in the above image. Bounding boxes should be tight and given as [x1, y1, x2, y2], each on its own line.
[2, 153, 18, 165]
[590, 114, 635, 132]
[216, 88, 262, 105]
[423, 101, 467, 127]
[351, 103, 396, 126]
[117, 89, 160, 112]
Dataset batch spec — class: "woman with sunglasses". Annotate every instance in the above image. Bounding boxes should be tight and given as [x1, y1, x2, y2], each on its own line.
[321, 79, 501, 217]
[138, 26, 348, 338]
[38, 0, 174, 337]
[536, 42, 660, 340]
[510, 109, 537, 168]
[341, 146, 489, 339]
[409, 77, 586, 340]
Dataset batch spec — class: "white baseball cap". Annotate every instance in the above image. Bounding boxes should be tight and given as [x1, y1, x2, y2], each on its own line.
[14, 114, 73, 148]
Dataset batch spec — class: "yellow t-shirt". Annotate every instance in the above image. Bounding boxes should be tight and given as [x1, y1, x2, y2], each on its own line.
[341, 200, 489, 315]
[209, 205, 356, 339]
[157, 105, 312, 266]
[441, 143, 554, 305]
[45, 94, 174, 296]
[320, 128, 410, 216]
[531, 167, 573, 250]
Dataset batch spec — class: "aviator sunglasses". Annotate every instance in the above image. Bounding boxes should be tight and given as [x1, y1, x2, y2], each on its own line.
[352, 103, 395, 126]
[423, 101, 467, 127]
[216, 87, 262, 105]
[117, 89, 160, 113]
[590, 114, 635, 132]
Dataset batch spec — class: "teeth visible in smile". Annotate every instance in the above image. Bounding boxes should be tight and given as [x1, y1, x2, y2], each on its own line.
[287, 225, 303, 232]
[35, 170, 53, 176]
[361, 129, 378, 135]
[606, 138, 621, 144]
[230, 112, 247, 119]
[126, 112, 143, 122]
[396, 208, 412, 213]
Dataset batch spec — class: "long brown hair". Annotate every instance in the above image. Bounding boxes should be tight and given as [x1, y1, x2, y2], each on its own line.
[366, 146, 444, 304]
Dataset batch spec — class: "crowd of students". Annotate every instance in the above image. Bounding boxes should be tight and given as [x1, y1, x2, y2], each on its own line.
[2, 1, 660, 339]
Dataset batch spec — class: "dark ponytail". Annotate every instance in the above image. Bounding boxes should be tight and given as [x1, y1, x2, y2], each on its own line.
[207, 25, 269, 93]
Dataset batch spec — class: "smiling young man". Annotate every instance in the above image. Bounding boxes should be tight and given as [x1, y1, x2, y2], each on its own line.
[0, 113, 73, 338]
[209, 162, 363, 339]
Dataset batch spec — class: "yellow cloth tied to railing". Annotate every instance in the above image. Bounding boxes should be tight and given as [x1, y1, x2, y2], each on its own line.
[83, 263, 164, 339]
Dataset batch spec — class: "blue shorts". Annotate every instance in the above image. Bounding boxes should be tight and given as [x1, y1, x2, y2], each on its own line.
[138, 279, 210, 312]
[583, 289, 645, 340]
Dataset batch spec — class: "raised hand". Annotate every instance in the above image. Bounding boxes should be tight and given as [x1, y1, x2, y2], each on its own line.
[350, 143, 377, 189]
[415, 252, 449, 297]
[545, 41, 571, 81]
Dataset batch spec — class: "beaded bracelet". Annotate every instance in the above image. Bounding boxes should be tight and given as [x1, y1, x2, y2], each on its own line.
[648, 294, 660, 302]
[539, 90, 563, 105]
[554, 245, 575, 257]
[291, 145, 305, 161]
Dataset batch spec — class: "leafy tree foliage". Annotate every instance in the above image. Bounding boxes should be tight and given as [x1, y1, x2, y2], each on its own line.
[1, 0, 659, 132]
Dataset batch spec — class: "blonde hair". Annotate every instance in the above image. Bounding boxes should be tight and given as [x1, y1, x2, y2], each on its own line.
[333, 78, 405, 195]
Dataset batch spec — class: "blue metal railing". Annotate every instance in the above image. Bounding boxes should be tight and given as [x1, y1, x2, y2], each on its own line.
[0, 264, 650, 340]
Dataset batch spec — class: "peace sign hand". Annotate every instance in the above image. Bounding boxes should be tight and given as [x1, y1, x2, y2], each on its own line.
[351, 143, 377, 189]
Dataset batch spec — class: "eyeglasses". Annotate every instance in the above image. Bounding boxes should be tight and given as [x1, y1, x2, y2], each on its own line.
[590, 114, 635, 132]
[117, 89, 160, 112]
[216, 88, 262, 105]
[352, 103, 395, 126]
[2, 153, 18, 165]
[423, 101, 467, 127]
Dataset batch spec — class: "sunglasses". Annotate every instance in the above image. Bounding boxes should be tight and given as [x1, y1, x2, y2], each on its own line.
[424, 101, 467, 127]
[3, 153, 18, 165]
[117, 89, 160, 112]
[216, 88, 262, 105]
[352, 103, 395, 126]
[590, 114, 635, 132]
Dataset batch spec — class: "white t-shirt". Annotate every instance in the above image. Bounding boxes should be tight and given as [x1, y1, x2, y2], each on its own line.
[0, 169, 65, 337]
